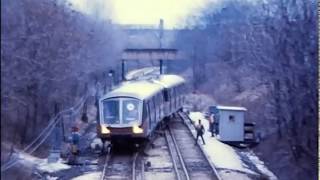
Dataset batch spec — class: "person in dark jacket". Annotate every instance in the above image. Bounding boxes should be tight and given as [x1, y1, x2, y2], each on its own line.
[195, 119, 205, 145]
[209, 114, 215, 137]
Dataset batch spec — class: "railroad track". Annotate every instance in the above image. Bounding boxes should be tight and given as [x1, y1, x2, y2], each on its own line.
[165, 127, 190, 180]
[100, 147, 142, 180]
[99, 112, 221, 180]
[165, 113, 221, 180]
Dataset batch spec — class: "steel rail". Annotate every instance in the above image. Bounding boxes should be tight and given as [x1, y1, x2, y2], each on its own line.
[100, 148, 112, 180]
[132, 152, 139, 180]
[177, 112, 222, 180]
[164, 129, 183, 180]
[168, 127, 190, 180]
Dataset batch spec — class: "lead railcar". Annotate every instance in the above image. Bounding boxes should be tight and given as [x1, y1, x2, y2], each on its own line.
[97, 74, 185, 145]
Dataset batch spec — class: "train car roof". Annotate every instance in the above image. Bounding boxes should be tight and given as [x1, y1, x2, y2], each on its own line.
[157, 74, 185, 88]
[100, 80, 163, 100]
[100, 74, 185, 101]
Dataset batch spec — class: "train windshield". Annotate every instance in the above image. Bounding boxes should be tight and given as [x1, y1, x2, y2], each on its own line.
[102, 98, 141, 125]
[103, 100, 120, 124]
[122, 99, 140, 124]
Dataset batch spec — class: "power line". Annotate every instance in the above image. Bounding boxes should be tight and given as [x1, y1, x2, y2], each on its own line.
[1, 95, 88, 172]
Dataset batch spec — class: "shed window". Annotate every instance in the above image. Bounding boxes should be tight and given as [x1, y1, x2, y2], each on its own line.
[229, 115, 235, 122]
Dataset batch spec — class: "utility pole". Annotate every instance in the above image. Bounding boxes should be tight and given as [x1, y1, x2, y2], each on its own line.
[159, 19, 163, 48]
[192, 46, 196, 92]
[159, 19, 164, 74]
[121, 59, 125, 81]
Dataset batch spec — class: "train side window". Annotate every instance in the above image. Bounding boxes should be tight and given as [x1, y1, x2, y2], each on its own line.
[163, 89, 169, 102]
[176, 87, 178, 107]
[157, 93, 161, 120]
[159, 94, 163, 117]
[178, 85, 181, 105]
[181, 84, 185, 104]
[147, 101, 152, 129]
[172, 89, 174, 109]
[152, 97, 156, 123]
[174, 87, 177, 109]
[150, 98, 153, 121]
[169, 89, 172, 111]
[154, 95, 157, 120]
[177, 85, 180, 106]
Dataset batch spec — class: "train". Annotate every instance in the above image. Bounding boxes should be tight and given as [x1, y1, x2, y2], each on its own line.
[97, 73, 186, 145]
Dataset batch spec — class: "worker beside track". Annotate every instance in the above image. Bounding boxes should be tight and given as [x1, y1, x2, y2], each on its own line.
[195, 119, 206, 145]
[71, 126, 80, 155]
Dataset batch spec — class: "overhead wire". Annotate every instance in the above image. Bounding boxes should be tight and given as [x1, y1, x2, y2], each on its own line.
[1, 95, 89, 172]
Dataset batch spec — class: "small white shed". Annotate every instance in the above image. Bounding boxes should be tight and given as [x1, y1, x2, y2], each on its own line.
[210, 105, 247, 142]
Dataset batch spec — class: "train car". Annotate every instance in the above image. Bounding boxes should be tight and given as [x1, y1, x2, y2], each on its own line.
[97, 74, 185, 145]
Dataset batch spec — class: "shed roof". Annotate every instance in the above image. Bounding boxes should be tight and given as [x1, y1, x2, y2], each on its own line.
[216, 106, 247, 111]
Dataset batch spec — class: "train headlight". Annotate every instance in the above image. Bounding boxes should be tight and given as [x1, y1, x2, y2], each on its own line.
[101, 125, 110, 134]
[132, 125, 143, 134]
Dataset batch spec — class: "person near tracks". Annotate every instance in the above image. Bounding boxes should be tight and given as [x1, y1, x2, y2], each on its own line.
[209, 113, 215, 137]
[71, 126, 80, 155]
[195, 119, 206, 145]
[68, 126, 80, 164]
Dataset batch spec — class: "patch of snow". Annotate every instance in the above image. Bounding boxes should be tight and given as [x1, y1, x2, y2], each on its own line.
[242, 151, 278, 180]
[44, 175, 59, 180]
[13, 152, 70, 173]
[90, 138, 103, 150]
[188, 112, 277, 179]
[189, 112, 205, 122]
[71, 172, 101, 180]
[219, 170, 252, 180]
[18, 151, 42, 161]
[188, 112, 256, 175]
[38, 159, 70, 173]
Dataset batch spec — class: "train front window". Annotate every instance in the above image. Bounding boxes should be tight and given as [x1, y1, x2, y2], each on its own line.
[122, 99, 140, 124]
[103, 100, 120, 124]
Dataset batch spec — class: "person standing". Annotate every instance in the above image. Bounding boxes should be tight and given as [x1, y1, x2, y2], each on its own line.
[195, 119, 205, 145]
[71, 126, 80, 155]
[209, 114, 215, 137]
[67, 126, 80, 164]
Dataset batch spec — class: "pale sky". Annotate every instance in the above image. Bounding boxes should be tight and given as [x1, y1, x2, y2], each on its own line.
[68, 0, 213, 28]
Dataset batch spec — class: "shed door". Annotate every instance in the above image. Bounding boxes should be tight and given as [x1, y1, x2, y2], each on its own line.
[219, 111, 244, 141]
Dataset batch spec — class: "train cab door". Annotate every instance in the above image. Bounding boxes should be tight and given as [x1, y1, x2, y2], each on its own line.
[143, 101, 150, 134]
[163, 89, 169, 117]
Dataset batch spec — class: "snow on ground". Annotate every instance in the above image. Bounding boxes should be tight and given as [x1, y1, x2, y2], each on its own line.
[71, 172, 101, 180]
[188, 112, 277, 180]
[37, 159, 70, 173]
[189, 112, 254, 173]
[12, 152, 70, 173]
[241, 151, 277, 180]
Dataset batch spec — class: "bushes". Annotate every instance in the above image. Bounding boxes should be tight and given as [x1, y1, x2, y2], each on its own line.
[1, 0, 123, 148]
